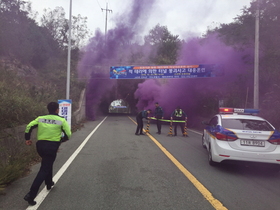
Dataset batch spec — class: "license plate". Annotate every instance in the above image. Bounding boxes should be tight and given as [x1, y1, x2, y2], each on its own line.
[240, 139, 265, 147]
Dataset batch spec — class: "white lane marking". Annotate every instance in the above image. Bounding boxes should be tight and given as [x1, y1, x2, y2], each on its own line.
[188, 128, 202, 135]
[26, 116, 108, 210]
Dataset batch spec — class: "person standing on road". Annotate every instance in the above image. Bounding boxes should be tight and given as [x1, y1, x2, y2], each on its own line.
[23, 102, 72, 206]
[135, 109, 151, 135]
[154, 102, 164, 134]
[170, 106, 187, 136]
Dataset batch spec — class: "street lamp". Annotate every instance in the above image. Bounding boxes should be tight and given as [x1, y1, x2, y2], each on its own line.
[253, 0, 260, 109]
[66, 0, 72, 99]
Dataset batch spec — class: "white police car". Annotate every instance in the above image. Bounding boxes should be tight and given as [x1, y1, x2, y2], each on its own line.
[202, 108, 280, 167]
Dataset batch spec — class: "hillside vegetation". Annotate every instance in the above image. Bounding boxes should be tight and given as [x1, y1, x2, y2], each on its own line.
[0, 0, 86, 192]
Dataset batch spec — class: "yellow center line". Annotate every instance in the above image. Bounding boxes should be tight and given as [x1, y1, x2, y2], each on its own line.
[128, 116, 227, 210]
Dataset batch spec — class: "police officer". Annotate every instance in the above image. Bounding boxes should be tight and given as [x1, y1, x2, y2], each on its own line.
[24, 102, 72, 206]
[170, 106, 187, 136]
[135, 109, 151, 135]
[154, 102, 164, 134]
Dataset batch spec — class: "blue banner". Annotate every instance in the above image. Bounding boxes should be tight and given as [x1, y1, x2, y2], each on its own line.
[110, 64, 222, 79]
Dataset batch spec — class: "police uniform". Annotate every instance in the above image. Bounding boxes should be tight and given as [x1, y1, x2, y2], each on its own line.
[171, 108, 187, 136]
[155, 105, 164, 134]
[24, 113, 71, 203]
[135, 110, 149, 135]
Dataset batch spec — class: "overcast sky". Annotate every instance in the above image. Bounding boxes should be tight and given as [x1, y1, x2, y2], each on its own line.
[28, 0, 253, 39]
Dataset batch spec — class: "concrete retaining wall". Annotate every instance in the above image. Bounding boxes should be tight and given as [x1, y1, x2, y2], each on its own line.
[72, 88, 86, 125]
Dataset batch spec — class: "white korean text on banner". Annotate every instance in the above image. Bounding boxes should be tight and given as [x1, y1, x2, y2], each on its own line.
[58, 99, 72, 128]
[110, 64, 223, 79]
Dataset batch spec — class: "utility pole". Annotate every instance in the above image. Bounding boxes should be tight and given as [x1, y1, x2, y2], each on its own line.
[254, 0, 260, 109]
[66, 0, 72, 99]
[101, 2, 112, 38]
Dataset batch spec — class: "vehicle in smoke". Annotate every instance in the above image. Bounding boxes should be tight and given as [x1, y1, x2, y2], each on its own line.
[109, 99, 130, 114]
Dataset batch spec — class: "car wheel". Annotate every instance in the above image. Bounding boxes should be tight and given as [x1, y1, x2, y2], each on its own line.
[202, 134, 206, 149]
[208, 145, 217, 166]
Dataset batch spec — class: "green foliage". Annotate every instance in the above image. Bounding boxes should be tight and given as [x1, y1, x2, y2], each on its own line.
[144, 24, 182, 65]
[0, 0, 59, 69]
[0, 69, 45, 128]
[195, 91, 219, 118]
[41, 7, 91, 50]
[0, 125, 39, 192]
[215, 0, 280, 88]
[0, 151, 35, 184]
[0, 62, 85, 129]
[0, 144, 38, 192]
[261, 84, 280, 129]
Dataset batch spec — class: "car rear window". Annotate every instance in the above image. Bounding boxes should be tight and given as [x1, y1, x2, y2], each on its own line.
[221, 119, 274, 131]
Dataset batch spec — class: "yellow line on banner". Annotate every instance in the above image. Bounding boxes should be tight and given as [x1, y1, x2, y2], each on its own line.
[128, 116, 227, 210]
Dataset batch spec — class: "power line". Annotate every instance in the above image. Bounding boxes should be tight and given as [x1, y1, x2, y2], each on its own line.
[95, 0, 102, 9]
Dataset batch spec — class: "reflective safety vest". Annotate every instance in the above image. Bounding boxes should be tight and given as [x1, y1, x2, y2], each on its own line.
[25, 114, 72, 142]
[175, 109, 183, 117]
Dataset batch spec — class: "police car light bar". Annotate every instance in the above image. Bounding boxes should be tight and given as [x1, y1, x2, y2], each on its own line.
[219, 107, 259, 114]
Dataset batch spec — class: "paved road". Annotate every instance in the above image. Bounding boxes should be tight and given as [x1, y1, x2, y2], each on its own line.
[1, 115, 280, 210]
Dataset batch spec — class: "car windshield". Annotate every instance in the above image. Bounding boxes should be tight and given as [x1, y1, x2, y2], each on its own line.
[221, 119, 274, 131]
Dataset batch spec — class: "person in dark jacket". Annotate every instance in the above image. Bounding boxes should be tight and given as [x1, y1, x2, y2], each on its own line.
[135, 109, 151, 135]
[23, 102, 71, 206]
[154, 102, 164, 134]
[170, 106, 187, 136]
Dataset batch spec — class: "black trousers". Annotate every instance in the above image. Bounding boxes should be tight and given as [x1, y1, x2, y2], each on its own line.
[29, 140, 60, 199]
[173, 121, 184, 135]
[135, 117, 144, 134]
[156, 117, 162, 133]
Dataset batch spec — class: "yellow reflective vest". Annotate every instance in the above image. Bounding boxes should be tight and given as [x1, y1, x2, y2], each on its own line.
[25, 114, 71, 142]
[175, 109, 183, 117]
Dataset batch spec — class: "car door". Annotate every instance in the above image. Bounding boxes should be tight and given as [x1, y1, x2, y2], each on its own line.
[205, 116, 218, 149]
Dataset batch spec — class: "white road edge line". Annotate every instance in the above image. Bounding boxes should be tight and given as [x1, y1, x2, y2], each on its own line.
[188, 128, 202, 135]
[26, 116, 108, 210]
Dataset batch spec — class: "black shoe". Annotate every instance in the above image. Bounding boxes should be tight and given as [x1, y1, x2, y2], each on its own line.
[173, 134, 177, 136]
[156, 132, 161, 134]
[135, 133, 140, 135]
[47, 181, 55, 190]
[24, 193, 36, 206]
[139, 133, 145, 135]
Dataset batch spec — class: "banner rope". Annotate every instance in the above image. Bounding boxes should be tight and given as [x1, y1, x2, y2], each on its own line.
[149, 117, 186, 123]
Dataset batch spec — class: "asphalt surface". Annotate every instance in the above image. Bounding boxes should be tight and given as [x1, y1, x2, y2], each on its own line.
[1, 115, 280, 210]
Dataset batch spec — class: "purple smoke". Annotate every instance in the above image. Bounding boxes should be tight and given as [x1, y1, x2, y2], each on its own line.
[135, 34, 254, 121]
[78, 0, 254, 123]
[78, 0, 156, 120]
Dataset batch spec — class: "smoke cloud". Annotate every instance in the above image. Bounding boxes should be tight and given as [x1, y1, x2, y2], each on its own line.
[78, 0, 253, 123]
[78, 0, 156, 120]
[135, 34, 253, 122]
